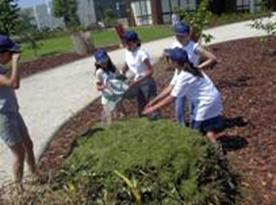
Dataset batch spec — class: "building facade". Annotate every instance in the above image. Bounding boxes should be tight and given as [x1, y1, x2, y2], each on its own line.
[127, 0, 270, 26]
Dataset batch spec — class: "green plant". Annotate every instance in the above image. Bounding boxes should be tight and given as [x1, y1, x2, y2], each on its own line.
[103, 9, 117, 28]
[0, 0, 20, 35]
[57, 119, 236, 204]
[15, 10, 40, 57]
[176, 0, 214, 43]
[249, 13, 276, 52]
[52, 0, 80, 29]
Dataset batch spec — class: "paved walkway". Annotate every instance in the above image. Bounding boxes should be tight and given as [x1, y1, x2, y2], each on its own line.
[0, 14, 275, 184]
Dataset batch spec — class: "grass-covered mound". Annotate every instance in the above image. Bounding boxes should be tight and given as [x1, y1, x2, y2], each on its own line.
[57, 119, 235, 205]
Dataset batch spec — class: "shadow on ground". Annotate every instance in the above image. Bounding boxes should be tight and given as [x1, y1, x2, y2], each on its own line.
[218, 116, 249, 152]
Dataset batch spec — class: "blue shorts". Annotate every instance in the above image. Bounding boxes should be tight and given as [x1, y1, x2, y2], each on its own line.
[191, 115, 223, 134]
[0, 112, 29, 147]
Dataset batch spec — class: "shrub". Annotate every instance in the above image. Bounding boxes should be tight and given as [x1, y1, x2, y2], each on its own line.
[57, 119, 236, 204]
[0, 119, 236, 204]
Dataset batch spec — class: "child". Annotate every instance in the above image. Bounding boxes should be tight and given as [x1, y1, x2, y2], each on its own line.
[121, 31, 159, 118]
[169, 22, 217, 126]
[0, 35, 36, 188]
[94, 49, 128, 124]
[143, 48, 223, 144]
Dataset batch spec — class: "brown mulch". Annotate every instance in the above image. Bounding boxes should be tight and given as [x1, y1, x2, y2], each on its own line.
[38, 37, 276, 204]
[20, 45, 119, 78]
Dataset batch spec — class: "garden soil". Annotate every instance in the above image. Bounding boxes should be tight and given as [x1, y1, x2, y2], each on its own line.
[38, 37, 276, 205]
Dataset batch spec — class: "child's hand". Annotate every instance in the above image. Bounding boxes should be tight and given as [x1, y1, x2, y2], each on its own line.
[142, 107, 153, 115]
[145, 101, 154, 108]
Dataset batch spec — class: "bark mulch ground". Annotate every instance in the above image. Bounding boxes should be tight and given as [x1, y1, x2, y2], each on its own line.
[38, 37, 276, 204]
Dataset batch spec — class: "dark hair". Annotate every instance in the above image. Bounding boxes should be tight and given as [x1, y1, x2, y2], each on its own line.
[95, 57, 116, 74]
[178, 61, 203, 78]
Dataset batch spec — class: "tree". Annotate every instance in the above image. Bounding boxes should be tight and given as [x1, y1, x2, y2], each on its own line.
[0, 0, 20, 35]
[52, 0, 94, 55]
[52, 0, 80, 28]
[15, 10, 40, 57]
[104, 9, 117, 27]
[177, 0, 214, 43]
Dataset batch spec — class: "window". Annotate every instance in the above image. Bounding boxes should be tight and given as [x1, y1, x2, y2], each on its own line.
[131, 0, 152, 25]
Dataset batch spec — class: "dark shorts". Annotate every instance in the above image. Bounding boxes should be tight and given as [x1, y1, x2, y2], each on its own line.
[0, 112, 29, 147]
[191, 115, 223, 134]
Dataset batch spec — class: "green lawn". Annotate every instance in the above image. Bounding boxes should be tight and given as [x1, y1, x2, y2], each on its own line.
[21, 36, 73, 61]
[21, 25, 173, 62]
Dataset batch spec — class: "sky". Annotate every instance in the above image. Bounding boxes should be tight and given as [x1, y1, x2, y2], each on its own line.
[17, 0, 51, 8]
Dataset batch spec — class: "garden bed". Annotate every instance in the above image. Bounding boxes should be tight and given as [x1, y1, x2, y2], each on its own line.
[37, 37, 276, 204]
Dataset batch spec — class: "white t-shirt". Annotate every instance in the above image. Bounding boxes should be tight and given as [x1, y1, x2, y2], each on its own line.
[170, 69, 180, 86]
[95, 68, 116, 104]
[170, 40, 200, 67]
[125, 47, 150, 80]
[170, 70, 223, 121]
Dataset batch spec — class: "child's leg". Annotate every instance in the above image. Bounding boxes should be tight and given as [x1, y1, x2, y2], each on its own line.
[175, 97, 186, 126]
[203, 116, 223, 144]
[9, 143, 25, 186]
[102, 104, 112, 125]
[206, 131, 217, 144]
[17, 114, 36, 174]
[117, 101, 127, 118]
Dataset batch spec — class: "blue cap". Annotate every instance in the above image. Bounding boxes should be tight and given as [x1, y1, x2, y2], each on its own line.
[164, 47, 189, 63]
[173, 22, 190, 35]
[94, 49, 109, 63]
[0, 35, 20, 53]
[122, 31, 139, 42]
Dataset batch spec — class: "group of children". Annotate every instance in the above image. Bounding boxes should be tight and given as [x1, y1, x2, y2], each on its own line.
[0, 21, 223, 188]
[95, 21, 223, 144]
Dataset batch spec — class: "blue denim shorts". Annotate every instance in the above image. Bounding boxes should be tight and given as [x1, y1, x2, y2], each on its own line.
[0, 112, 29, 147]
[191, 115, 223, 134]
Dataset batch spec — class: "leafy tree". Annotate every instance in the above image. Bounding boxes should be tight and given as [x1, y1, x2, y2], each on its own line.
[104, 9, 117, 27]
[176, 0, 214, 43]
[15, 10, 40, 57]
[52, 0, 80, 28]
[0, 0, 20, 35]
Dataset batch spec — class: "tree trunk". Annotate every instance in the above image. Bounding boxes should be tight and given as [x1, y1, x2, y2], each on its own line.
[70, 31, 95, 55]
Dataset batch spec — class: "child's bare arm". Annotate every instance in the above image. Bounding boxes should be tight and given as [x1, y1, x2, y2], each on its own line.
[0, 53, 20, 89]
[96, 82, 106, 91]
[197, 46, 217, 69]
[146, 85, 173, 107]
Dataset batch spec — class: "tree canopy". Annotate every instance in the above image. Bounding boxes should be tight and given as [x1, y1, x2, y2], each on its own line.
[52, 0, 80, 28]
[0, 0, 20, 35]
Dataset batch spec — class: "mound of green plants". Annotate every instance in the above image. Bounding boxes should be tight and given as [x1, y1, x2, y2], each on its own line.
[56, 119, 236, 205]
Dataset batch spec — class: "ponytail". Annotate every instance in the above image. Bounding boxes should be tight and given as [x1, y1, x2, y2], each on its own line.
[179, 61, 203, 78]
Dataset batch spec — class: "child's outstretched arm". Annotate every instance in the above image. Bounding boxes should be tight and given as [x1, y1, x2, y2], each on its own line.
[0, 53, 20, 89]
[146, 85, 173, 108]
[196, 46, 217, 69]
[143, 95, 174, 115]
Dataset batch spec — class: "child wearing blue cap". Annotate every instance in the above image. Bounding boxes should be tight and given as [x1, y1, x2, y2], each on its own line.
[121, 31, 159, 118]
[143, 48, 223, 144]
[169, 22, 217, 127]
[94, 49, 128, 123]
[0, 35, 36, 188]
